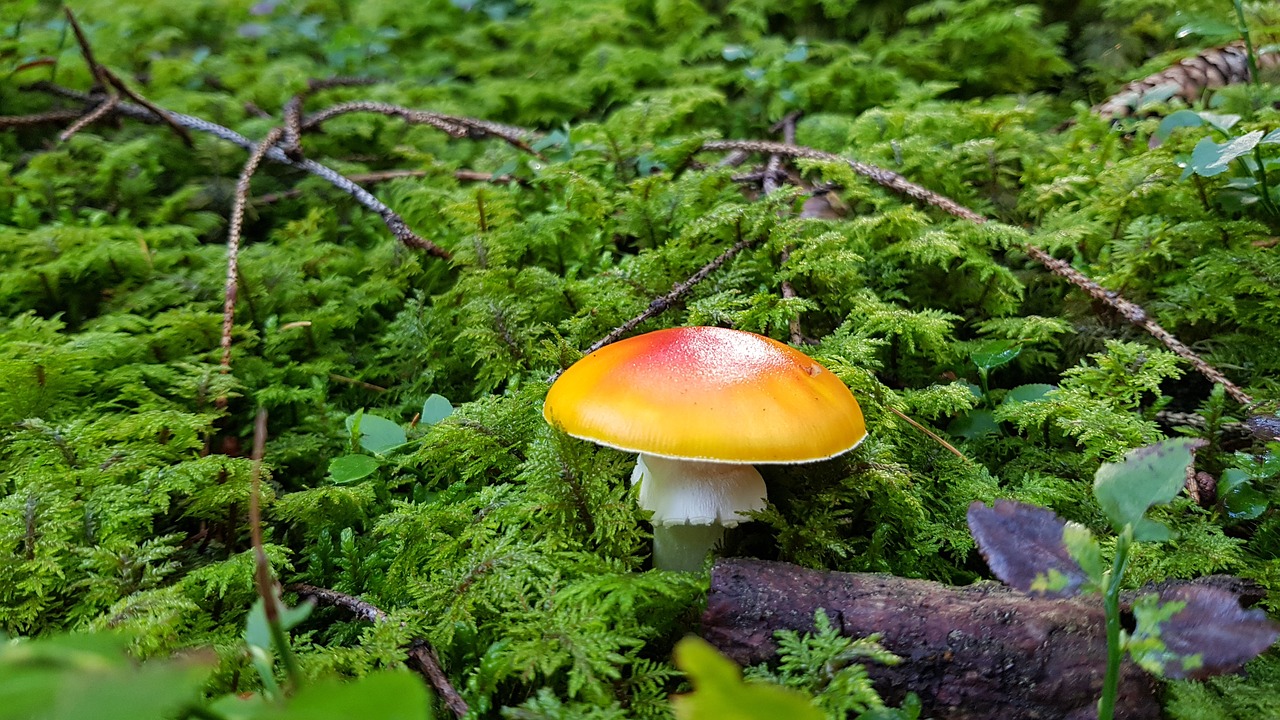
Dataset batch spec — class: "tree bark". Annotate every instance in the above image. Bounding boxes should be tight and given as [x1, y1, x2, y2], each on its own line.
[701, 558, 1162, 720]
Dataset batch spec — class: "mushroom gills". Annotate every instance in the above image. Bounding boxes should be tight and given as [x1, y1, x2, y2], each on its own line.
[631, 454, 767, 571]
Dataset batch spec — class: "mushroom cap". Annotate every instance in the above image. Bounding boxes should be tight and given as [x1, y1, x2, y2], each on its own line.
[544, 326, 867, 463]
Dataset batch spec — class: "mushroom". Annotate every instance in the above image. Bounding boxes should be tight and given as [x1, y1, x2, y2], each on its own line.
[543, 326, 867, 571]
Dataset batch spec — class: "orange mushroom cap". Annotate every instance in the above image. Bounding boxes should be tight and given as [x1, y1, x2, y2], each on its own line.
[544, 326, 867, 463]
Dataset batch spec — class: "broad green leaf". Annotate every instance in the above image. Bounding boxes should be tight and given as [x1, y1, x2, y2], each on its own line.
[969, 340, 1021, 372]
[1199, 111, 1242, 134]
[0, 633, 215, 720]
[328, 454, 379, 484]
[672, 637, 823, 720]
[1151, 110, 1204, 147]
[420, 394, 454, 425]
[345, 411, 406, 455]
[948, 409, 999, 439]
[1001, 383, 1056, 406]
[1132, 518, 1175, 543]
[782, 43, 808, 63]
[1186, 131, 1264, 178]
[245, 597, 314, 652]
[1093, 438, 1201, 531]
[1220, 468, 1269, 520]
[250, 671, 432, 720]
[1174, 16, 1238, 41]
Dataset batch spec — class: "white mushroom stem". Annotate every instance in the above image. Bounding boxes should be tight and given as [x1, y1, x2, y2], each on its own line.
[630, 454, 767, 572]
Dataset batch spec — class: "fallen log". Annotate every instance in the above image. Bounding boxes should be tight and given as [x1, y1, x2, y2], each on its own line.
[701, 558, 1161, 720]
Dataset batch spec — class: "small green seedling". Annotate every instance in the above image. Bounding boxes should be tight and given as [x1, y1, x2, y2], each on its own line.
[968, 438, 1279, 720]
[328, 396, 454, 484]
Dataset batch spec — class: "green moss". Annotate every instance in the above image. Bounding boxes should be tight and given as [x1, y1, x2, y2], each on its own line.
[2, 0, 1279, 716]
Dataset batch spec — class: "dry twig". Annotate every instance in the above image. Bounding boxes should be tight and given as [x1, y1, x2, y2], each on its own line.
[702, 139, 1253, 406]
[0, 108, 90, 129]
[62, 8, 192, 145]
[27, 82, 451, 259]
[57, 95, 118, 141]
[302, 101, 544, 157]
[281, 77, 378, 158]
[564, 219, 757, 372]
[219, 127, 284, 405]
[288, 583, 470, 718]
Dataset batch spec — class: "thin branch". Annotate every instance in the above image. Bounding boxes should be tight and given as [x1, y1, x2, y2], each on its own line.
[287, 583, 386, 622]
[256, 169, 521, 204]
[702, 139, 1254, 406]
[280, 78, 376, 158]
[761, 112, 812, 346]
[453, 169, 522, 185]
[281, 95, 304, 159]
[220, 127, 283, 403]
[0, 108, 91, 129]
[63, 8, 192, 145]
[704, 139, 986, 223]
[288, 583, 470, 718]
[248, 408, 303, 693]
[779, 246, 809, 346]
[101, 67, 194, 145]
[1022, 246, 1252, 405]
[301, 101, 544, 157]
[328, 373, 388, 393]
[569, 219, 757, 366]
[59, 94, 117, 142]
[62, 6, 109, 88]
[28, 82, 451, 259]
[256, 169, 430, 204]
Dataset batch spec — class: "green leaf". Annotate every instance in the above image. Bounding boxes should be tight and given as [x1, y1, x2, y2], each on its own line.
[249, 671, 432, 720]
[672, 637, 823, 720]
[1001, 383, 1056, 406]
[1132, 518, 1175, 543]
[0, 632, 215, 720]
[1062, 522, 1104, 586]
[245, 597, 314, 652]
[328, 454, 379, 484]
[345, 411, 406, 455]
[1151, 110, 1204, 147]
[1220, 468, 1269, 520]
[1199, 112, 1242, 134]
[782, 43, 808, 63]
[969, 340, 1021, 372]
[420, 394, 454, 425]
[1093, 438, 1202, 531]
[1174, 16, 1238, 42]
[948, 409, 999, 439]
[1186, 131, 1264, 178]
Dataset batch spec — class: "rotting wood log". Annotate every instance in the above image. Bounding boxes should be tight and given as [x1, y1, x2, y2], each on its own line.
[702, 558, 1162, 720]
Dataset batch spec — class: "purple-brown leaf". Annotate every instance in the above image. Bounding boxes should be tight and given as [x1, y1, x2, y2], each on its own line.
[967, 500, 1087, 598]
[1148, 585, 1280, 680]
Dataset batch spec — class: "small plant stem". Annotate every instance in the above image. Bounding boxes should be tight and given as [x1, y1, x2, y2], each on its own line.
[1231, 0, 1262, 95]
[1249, 144, 1280, 218]
[1098, 525, 1134, 720]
